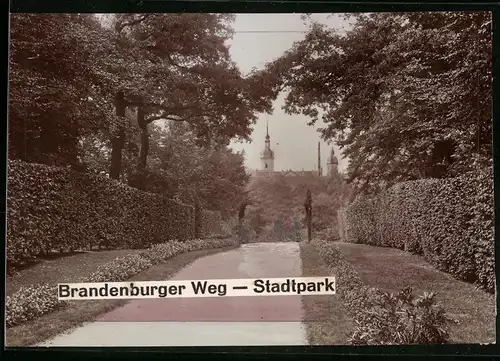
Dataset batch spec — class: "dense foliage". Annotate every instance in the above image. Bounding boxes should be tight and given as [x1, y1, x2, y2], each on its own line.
[7, 160, 229, 270]
[9, 14, 116, 168]
[340, 166, 494, 292]
[266, 12, 492, 195]
[140, 121, 250, 217]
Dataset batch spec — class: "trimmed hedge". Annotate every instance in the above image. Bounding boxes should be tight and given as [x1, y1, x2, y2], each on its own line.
[200, 210, 228, 238]
[6, 237, 236, 327]
[7, 160, 197, 269]
[313, 240, 452, 345]
[339, 167, 494, 292]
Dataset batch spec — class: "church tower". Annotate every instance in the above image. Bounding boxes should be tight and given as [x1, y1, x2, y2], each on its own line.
[260, 119, 275, 171]
[327, 147, 338, 176]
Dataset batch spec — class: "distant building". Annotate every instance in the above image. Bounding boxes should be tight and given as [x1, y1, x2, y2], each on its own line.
[248, 120, 339, 178]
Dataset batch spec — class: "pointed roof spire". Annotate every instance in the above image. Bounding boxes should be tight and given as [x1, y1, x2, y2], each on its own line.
[265, 118, 270, 140]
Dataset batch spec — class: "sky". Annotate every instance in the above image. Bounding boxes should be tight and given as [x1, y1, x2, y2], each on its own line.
[227, 13, 351, 173]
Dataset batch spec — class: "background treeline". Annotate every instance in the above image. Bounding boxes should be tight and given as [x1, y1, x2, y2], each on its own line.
[245, 172, 352, 242]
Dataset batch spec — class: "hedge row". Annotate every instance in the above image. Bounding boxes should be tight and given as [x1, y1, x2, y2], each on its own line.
[200, 210, 228, 238]
[339, 167, 494, 293]
[6, 237, 236, 327]
[7, 160, 198, 269]
[313, 240, 452, 345]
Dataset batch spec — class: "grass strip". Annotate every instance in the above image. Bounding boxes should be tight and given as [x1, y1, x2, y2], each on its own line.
[6, 245, 235, 347]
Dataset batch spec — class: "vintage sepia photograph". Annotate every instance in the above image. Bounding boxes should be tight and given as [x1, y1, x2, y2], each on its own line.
[6, 11, 494, 347]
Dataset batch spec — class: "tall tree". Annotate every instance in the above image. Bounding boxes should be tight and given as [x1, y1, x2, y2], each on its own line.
[265, 12, 492, 195]
[108, 13, 277, 181]
[135, 120, 250, 216]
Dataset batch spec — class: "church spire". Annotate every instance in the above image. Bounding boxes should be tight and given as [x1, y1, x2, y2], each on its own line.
[261, 117, 274, 171]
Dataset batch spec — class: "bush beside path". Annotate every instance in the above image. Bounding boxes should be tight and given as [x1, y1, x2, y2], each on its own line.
[307, 240, 495, 345]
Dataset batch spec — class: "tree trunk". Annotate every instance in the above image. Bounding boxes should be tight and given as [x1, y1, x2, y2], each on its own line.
[305, 189, 312, 242]
[307, 207, 312, 242]
[137, 105, 149, 171]
[109, 90, 126, 180]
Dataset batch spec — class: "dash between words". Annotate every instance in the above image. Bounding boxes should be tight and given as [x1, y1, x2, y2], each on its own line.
[58, 277, 336, 300]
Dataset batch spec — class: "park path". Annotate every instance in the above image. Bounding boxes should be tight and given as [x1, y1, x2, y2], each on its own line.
[40, 242, 308, 346]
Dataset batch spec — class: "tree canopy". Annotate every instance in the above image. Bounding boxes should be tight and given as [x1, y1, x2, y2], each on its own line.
[10, 12, 491, 207]
[9, 14, 117, 167]
[9, 13, 277, 171]
[265, 12, 492, 195]
[104, 13, 277, 179]
[113, 14, 272, 142]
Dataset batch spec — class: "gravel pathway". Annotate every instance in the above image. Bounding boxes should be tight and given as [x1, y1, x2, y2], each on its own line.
[40, 242, 308, 346]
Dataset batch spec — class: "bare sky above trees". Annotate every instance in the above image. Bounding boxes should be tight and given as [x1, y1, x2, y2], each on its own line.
[228, 13, 351, 173]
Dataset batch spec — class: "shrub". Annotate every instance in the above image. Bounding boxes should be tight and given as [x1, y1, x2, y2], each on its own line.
[313, 240, 452, 345]
[6, 237, 236, 327]
[349, 287, 452, 345]
[140, 240, 187, 264]
[341, 167, 494, 292]
[468, 167, 495, 292]
[6, 285, 67, 327]
[7, 160, 196, 270]
[314, 239, 370, 313]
